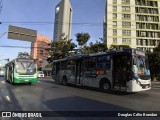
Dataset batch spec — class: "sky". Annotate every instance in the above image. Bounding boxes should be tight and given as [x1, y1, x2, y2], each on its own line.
[0, 0, 106, 65]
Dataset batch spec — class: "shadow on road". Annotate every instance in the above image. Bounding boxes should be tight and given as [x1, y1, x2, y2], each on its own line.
[52, 82, 136, 96]
[0, 79, 32, 120]
[39, 79, 135, 96]
[43, 95, 133, 118]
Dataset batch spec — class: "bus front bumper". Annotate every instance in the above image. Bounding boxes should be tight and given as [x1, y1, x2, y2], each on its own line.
[126, 79, 151, 92]
[13, 77, 38, 83]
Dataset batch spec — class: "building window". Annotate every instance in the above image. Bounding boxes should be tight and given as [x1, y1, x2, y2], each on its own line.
[122, 38, 131, 43]
[113, 29, 117, 34]
[122, 30, 131, 35]
[113, 0, 117, 4]
[143, 40, 146, 46]
[122, 6, 130, 11]
[122, 14, 131, 18]
[137, 40, 141, 45]
[113, 38, 117, 43]
[113, 6, 117, 11]
[113, 21, 117, 26]
[122, 0, 130, 4]
[113, 13, 117, 19]
[122, 22, 131, 26]
[141, 32, 146, 37]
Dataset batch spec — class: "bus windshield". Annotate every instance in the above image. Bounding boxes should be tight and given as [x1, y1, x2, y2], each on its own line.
[15, 61, 36, 75]
[133, 56, 149, 75]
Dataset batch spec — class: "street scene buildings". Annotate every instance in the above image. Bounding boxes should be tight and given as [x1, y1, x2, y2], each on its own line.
[1, 1, 160, 119]
[30, 34, 50, 70]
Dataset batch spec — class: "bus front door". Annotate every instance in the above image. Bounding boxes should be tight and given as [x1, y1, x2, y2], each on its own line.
[113, 55, 130, 91]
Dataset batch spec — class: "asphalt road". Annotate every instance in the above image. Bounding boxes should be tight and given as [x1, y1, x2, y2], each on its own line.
[0, 77, 160, 120]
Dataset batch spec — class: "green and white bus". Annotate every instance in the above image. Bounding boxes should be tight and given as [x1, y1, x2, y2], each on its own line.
[5, 58, 38, 84]
[52, 49, 151, 92]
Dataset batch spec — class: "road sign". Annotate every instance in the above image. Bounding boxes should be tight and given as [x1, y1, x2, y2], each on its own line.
[8, 25, 37, 42]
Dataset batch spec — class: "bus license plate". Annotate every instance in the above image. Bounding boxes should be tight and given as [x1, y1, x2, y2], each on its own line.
[145, 86, 148, 88]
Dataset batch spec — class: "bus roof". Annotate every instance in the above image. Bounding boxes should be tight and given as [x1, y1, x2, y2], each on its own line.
[52, 48, 145, 62]
[5, 58, 36, 66]
[53, 58, 66, 63]
[66, 54, 89, 60]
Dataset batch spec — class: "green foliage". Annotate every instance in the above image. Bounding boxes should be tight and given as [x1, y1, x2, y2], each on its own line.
[89, 42, 108, 54]
[18, 52, 30, 58]
[148, 44, 160, 80]
[49, 34, 77, 61]
[45, 64, 52, 68]
[75, 32, 90, 47]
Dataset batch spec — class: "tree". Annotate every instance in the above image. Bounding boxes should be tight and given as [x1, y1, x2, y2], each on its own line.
[148, 44, 160, 80]
[18, 52, 30, 58]
[75, 32, 90, 53]
[48, 34, 77, 61]
[89, 42, 108, 54]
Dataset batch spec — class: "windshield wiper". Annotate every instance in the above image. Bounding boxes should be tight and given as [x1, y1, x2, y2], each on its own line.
[20, 62, 25, 69]
[28, 63, 32, 68]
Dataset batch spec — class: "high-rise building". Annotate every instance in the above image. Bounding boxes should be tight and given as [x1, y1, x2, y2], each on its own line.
[30, 35, 50, 69]
[53, 0, 72, 41]
[104, 0, 160, 51]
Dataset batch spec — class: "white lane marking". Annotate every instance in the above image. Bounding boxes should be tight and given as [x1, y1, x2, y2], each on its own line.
[1, 81, 5, 84]
[5, 96, 11, 102]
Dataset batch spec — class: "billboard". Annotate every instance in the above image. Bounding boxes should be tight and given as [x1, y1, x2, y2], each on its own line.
[8, 25, 37, 42]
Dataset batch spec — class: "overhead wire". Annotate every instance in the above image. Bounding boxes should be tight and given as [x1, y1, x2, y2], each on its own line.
[1, 21, 155, 27]
[0, 21, 104, 26]
[0, 45, 51, 49]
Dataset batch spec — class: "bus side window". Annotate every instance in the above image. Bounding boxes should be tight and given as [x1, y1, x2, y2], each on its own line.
[60, 61, 67, 70]
[81, 59, 85, 71]
[56, 62, 60, 75]
[84, 57, 96, 70]
[97, 56, 111, 70]
[67, 60, 76, 73]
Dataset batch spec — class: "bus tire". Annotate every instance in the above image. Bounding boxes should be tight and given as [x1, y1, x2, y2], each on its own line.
[100, 80, 111, 92]
[62, 76, 68, 86]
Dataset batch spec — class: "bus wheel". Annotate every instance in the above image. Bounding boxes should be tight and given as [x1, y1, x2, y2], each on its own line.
[100, 80, 111, 92]
[62, 77, 67, 86]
